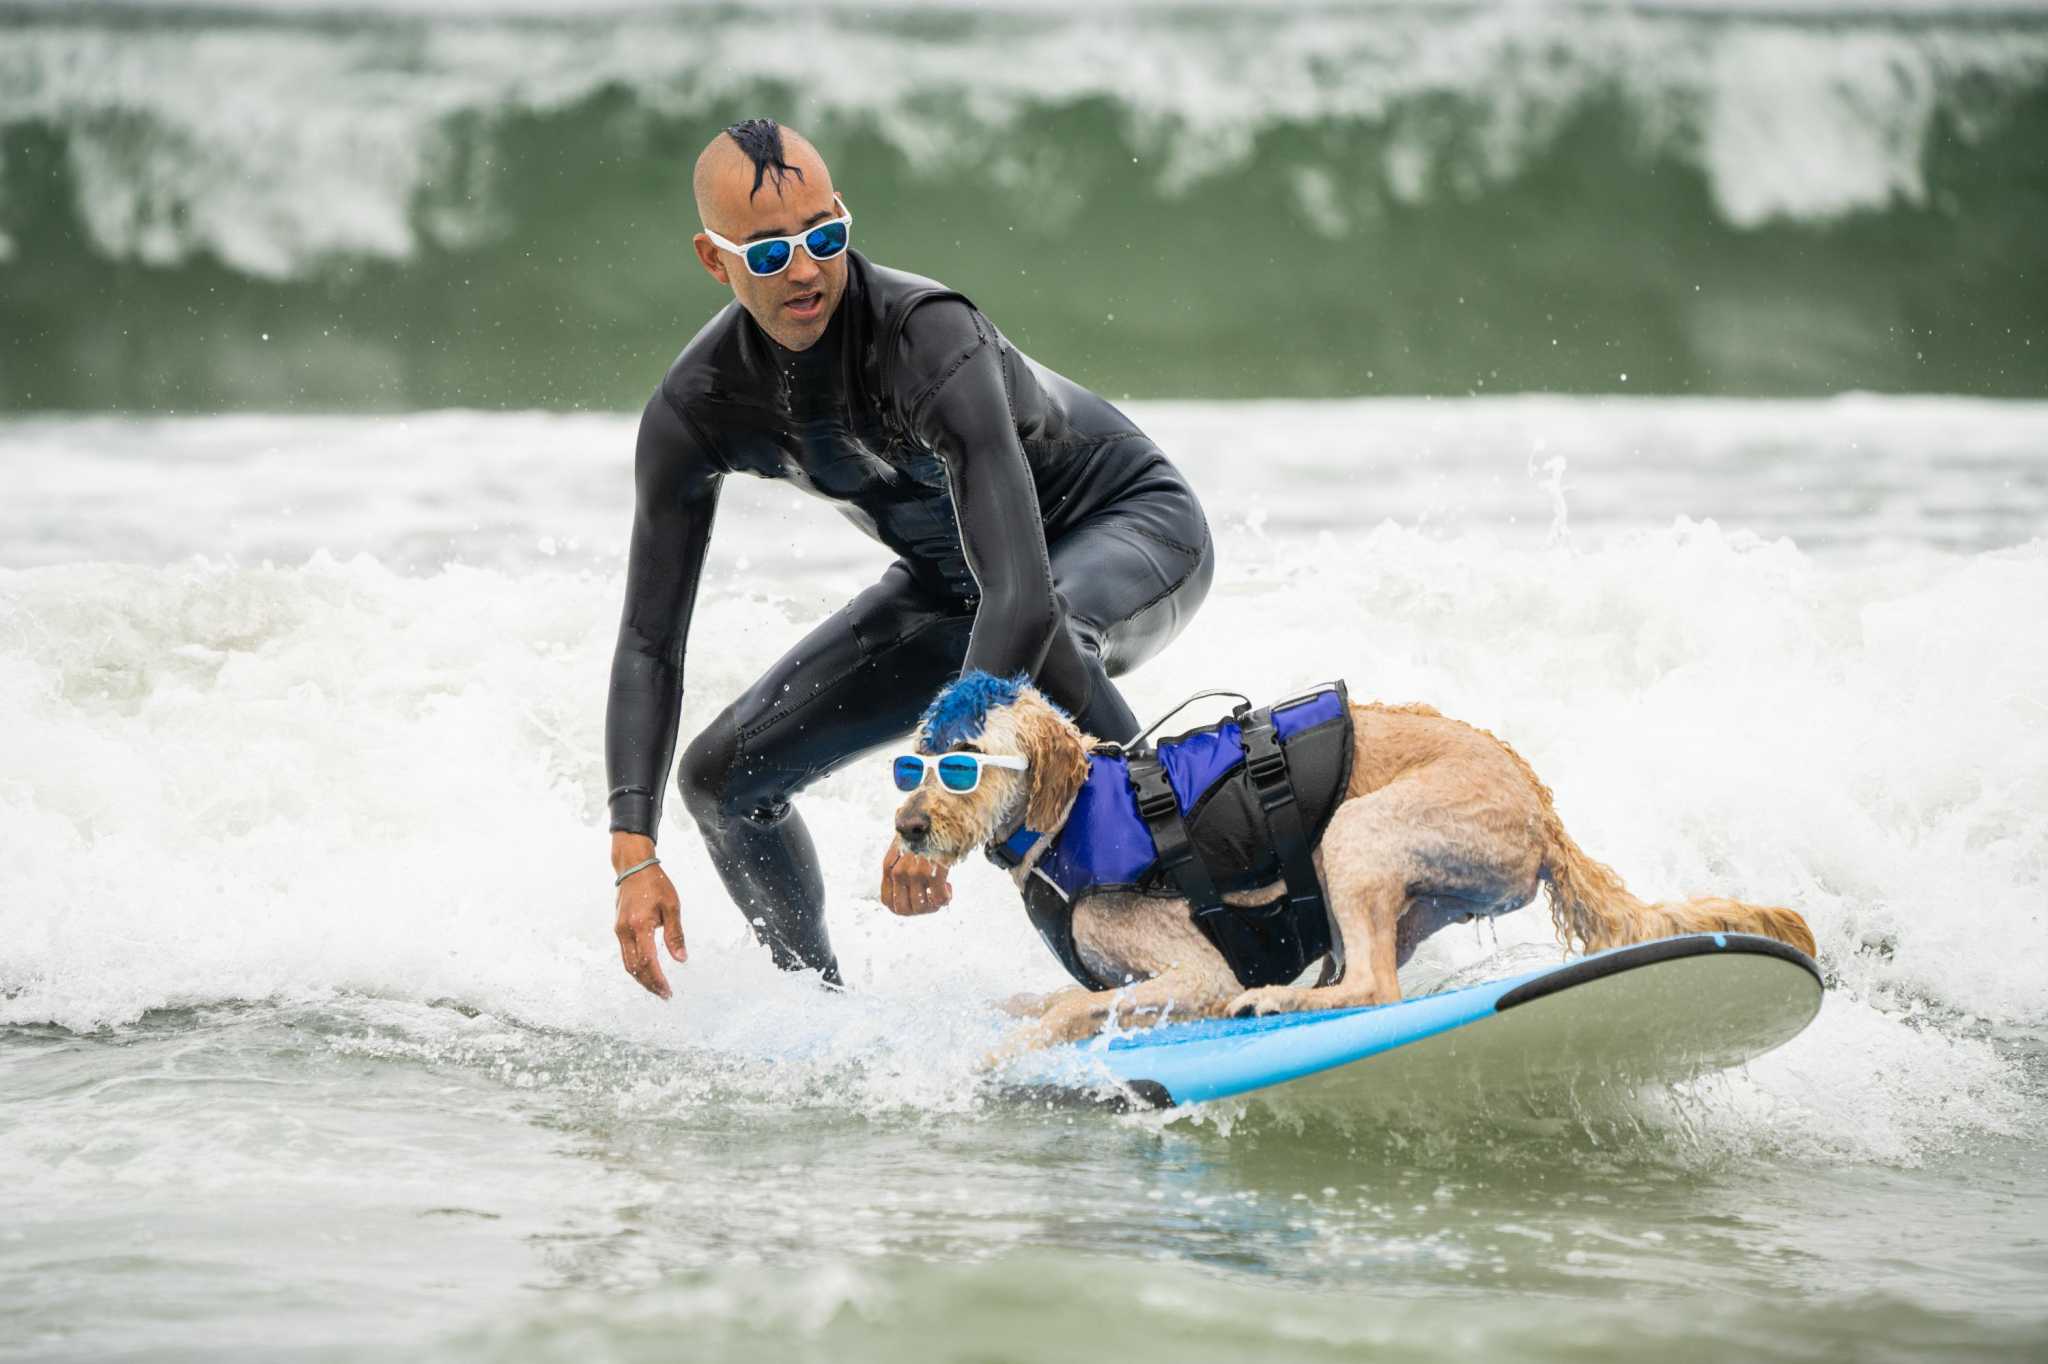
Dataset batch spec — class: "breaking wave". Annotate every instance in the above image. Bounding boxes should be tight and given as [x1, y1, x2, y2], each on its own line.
[2, 1, 2046, 404]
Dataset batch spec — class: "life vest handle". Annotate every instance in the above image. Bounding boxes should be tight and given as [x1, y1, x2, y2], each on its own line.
[1123, 689, 1255, 752]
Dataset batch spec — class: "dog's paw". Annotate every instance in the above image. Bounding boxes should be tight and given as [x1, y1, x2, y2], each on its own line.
[1228, 985, 1312, 1018]
[980, 1015, 1065, 1068]
[982, 1000, 1100, 1063]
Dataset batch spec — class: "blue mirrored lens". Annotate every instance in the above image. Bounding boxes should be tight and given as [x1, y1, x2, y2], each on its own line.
[805, 220, 849, 259]
[936, 755, 979, 792]
[746, 239, 792, 275]
[892, 757, 926, 792]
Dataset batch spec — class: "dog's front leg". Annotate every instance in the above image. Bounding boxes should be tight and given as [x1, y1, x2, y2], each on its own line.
[980, 986, 1109, 1066]
[995, 968, 1236, 1056]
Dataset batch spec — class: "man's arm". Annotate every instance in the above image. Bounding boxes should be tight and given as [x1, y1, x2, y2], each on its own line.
[899, 301, 1075, 701]
[605, 388, 722, 998]
[606, 389, 723, 835]
[872, 302, 1055, 916]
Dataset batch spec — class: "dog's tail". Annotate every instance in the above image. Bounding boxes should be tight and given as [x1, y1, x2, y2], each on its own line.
[1538, 811, 1815, 957]
[1477, 724, 1815, 956]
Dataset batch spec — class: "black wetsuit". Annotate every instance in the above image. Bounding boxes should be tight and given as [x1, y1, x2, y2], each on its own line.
[604, 250, 1214, 982]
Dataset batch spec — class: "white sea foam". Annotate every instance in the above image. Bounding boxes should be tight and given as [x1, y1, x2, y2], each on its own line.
[8, 398, 2046, 571]
[1, 402, 2042, 1158]
[23, 0, 2048, 14]
[1, 7, 2043, 277]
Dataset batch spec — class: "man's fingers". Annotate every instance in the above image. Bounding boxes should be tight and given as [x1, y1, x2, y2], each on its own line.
[876, 849, 955, 916]
[617, 920, 671, 999]
[661, 904, 687, 963]
[917, 860, 950, 913]
[635, 937, 672, 998]
[902, 867, 942, 915]
[884, 862, 913, 915]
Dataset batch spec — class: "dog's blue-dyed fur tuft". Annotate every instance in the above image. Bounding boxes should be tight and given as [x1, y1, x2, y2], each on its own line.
[920, 670, 1043, 750]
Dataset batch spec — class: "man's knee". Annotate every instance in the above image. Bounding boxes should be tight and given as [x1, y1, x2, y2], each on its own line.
[677, 709, 794, 828]
[676, 712, 732, 826]
[678, 709, 749, 826]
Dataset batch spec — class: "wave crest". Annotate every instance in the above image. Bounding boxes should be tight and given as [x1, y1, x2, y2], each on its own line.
[2, 9, 2045, 277]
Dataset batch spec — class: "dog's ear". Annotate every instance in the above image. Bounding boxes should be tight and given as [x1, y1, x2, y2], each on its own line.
[1016, 692, 1090, 831]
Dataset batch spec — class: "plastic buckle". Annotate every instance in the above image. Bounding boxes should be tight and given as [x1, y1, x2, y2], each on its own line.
[1245, 745, 1288, 786]
[1136, 785, 1179, 823]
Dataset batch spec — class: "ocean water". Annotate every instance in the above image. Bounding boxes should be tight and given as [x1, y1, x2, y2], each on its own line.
[4, 397, 2047, 1360]
[5, 0, 2048, 1354]
[3, 0, 2047, 406]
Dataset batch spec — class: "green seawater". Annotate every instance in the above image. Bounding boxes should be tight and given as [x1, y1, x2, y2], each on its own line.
[4, 4, 2048, 1354]
[4, 1002, 2045, 1362]
[2, 2, 2046, 409]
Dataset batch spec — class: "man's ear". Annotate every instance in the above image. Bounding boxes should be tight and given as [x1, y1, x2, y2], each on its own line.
[1017, 693, 1089, 831]
[692, 232, 731, 286]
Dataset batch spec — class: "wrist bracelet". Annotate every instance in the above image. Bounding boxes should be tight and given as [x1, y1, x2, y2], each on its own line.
[614, 855, 661, 887]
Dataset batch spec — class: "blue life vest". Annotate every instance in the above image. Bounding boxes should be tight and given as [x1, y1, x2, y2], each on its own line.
[990, 684, 1355, 990]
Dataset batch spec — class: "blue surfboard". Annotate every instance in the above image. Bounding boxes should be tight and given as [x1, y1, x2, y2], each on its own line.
[1003, 933, 1823, 1109]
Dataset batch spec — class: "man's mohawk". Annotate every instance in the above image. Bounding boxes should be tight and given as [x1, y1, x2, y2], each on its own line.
[723, 118, 805, 200]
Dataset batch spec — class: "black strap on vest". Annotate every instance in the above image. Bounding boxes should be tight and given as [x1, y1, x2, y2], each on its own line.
[1130, 726, 1345, 988]
[1020, 872, 1109, 990]
[1238, 704, 1346, 982]
[1129, 690, 1253, 750]
[1127, 755, 1222, 914]
[1133, 753, 1313, 989]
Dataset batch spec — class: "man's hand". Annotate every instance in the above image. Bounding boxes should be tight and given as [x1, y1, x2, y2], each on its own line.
[879, 840, 953, 916]
[613, 832, 685, 999]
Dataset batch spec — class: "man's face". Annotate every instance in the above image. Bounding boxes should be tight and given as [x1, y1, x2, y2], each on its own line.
[692, 151, 848, 353]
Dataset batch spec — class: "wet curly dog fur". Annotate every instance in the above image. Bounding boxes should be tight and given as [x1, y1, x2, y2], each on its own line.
[890, 673, 1817, 1050]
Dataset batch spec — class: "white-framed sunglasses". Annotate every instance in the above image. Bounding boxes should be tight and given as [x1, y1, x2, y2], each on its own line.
[702, 194, 853, 277]
[891, 751, 1028, 795]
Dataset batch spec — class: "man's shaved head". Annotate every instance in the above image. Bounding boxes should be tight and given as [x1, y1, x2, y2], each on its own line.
[701, 118, 804, 204]
[689, 119, 848, 353]
[693, 119, 829, 231]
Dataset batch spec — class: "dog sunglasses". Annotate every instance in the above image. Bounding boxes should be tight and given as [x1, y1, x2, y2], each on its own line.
[702, 195, 853, 277]
[892, 752, 1028, 794]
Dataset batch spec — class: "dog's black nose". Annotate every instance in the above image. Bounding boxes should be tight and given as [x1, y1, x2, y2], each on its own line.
[895, 810, 930, 844]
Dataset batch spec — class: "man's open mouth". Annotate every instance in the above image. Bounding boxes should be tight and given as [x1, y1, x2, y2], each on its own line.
[786, 291, 824, 317]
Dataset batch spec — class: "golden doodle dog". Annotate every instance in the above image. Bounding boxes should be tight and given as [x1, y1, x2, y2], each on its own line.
[885, 672, 1816, 1048]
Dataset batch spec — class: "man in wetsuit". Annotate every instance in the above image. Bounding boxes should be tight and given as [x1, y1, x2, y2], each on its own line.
[605, 119, 1214, 997]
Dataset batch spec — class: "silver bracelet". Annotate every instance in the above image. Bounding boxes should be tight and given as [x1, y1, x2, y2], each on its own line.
[614, 855, 661, 887]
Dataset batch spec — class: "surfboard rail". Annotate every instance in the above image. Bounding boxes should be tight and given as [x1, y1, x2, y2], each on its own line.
[1002, 932, 1824, 1110]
